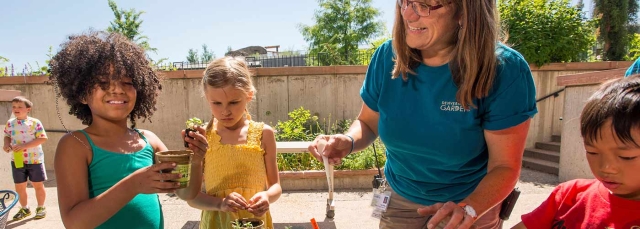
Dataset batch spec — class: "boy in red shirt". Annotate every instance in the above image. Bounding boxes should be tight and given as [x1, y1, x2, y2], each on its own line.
[513, 76, 640, 228]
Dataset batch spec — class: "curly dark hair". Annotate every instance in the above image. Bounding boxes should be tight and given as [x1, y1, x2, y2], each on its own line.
[48, 31, 162, 128]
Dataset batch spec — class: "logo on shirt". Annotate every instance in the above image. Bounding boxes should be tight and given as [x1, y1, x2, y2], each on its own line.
[440, 101, 469, 112]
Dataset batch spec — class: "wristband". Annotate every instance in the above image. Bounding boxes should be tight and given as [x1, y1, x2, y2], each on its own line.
[343, 134, 354, 155]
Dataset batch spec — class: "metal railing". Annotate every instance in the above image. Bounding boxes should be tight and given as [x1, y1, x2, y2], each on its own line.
[155, 50, 376, 70]
[536, 87, 565, 103]
[1, 50, 377, 76]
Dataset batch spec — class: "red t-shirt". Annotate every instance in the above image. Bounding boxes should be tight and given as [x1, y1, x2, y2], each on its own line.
[522, 179, 640, 229]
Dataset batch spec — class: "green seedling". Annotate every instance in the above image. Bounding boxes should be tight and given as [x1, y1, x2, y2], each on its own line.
[184, 117, 203, 147]
[231, 218, 263, 229]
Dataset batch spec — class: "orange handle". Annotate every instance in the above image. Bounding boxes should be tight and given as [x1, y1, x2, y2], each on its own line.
[310, 218, 320, 229]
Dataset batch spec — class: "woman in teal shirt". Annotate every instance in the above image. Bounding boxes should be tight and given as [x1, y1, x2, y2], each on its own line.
[309, 0, 537, 228]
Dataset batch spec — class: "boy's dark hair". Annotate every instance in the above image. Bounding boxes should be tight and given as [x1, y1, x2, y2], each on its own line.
[12, 96, 33, 108]
[581, 75, 640, 146]
[48, 31, 162, 128]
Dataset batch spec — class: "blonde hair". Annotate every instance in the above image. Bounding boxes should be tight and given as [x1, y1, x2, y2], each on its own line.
[202, 56, 256, 130]
[391, 0, 499, 109]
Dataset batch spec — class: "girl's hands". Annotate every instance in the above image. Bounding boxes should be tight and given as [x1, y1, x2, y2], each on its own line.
[221, 192, 249, 212]
[417, 202, 477, 229]
[126, 162, 181, 194]
[182, 126, 208, 162]
[247, 191, 270, 216]
[308, 134, 353, 165]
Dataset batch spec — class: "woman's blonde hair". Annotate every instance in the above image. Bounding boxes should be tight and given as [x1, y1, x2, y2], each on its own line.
[392, 0, 499, 109]
[202, 56, 256, 130]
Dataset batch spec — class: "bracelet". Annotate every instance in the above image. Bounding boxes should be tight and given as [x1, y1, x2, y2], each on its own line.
[343, 134, 354, 155]
[458, 203, 478, 220]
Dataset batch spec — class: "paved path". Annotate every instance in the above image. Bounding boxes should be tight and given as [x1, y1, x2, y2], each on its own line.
[4, 168, 559, 229]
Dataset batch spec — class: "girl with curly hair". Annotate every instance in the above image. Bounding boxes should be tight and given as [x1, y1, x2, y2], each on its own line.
[49, 31, 208, 229]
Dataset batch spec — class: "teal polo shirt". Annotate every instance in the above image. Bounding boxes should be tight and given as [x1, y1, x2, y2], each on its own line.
[360, 40, 537, 205]
[626, 58, 640, 77]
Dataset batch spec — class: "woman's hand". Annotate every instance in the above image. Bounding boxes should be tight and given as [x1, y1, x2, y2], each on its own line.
[221, 192, 249, 212]
[182, 126, 208, 162]
[417, 202, 476, 229]
[247, 191, 270, 216]
[125, 162, 181, 194]
[308, 134, 352, 165]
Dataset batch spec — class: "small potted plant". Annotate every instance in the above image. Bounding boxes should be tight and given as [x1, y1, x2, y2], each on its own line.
[184, 117, 203, 147]
[230, 218, 264, 229]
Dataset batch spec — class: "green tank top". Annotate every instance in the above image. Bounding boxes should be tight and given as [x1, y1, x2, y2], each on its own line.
[79, 129, 164, 229]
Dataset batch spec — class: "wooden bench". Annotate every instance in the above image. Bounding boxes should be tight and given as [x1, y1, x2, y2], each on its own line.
[276, 141, 311, 153]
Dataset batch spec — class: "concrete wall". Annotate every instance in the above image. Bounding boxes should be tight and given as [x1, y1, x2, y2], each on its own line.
[0, 62, 632, 173]
[280, 169, 380, 191]
[526, 70, 582, 148]
[556, 68, 628, 182]
[524, 61, 632, 148]
[558, 85, 599, 181]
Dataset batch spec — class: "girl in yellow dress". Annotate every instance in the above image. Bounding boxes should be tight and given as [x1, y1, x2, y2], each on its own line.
[186, 56, 282, 229]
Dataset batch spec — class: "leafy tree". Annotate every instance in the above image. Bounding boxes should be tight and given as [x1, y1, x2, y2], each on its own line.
[299, 0, 384, 66]
[593, 0, 639, 60]
[360, 33, 391, 65]
[186, 44, 215, 64]
[106, 0, 156, 53]
[499, 0, 595, 66]
[186, 49, 199, 63]
[200, 44, 214, 63]
[627, 33, 640, 60]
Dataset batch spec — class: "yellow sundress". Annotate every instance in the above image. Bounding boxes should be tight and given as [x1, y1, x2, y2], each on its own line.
[200, 120, 273, 229]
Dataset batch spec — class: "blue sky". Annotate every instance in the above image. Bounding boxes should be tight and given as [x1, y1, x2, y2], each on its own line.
[1, 0, 587, 69]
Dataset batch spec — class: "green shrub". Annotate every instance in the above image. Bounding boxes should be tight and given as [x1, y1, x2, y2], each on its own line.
[274, 107, 322, 141]
[274, 107, 386, 171]
[627, 33, 640, 61]
[276, 138, 386, 171]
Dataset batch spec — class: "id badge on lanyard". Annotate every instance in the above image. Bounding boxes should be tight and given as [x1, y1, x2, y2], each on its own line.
[370, 179, 391, 219]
